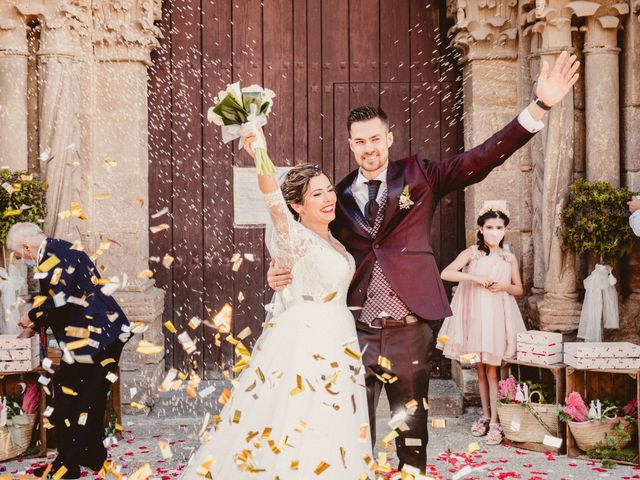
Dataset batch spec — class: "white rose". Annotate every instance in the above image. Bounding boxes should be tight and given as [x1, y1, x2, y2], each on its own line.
[227, 82, 242, 102]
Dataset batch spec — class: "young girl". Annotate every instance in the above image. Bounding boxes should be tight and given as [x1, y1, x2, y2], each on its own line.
[436, 202, 526, 445]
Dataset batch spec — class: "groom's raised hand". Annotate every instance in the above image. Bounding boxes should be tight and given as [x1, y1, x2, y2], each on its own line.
[267, 259, 292, 291]
[528, 50, 580, 120]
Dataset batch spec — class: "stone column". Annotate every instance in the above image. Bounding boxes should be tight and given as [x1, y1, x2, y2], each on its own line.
[447, 0, 521, 393]
[523, 0, 584, 332]
[620, 1, 640, 344]
[16, 2, 91, 239]
[582, 1, 629, 185]
[0, 4, 28, 170]
[91, 1, 165, 412]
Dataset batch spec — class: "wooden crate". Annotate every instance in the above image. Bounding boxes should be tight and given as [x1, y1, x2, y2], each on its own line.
[0, 369, 48, 459]
[565, 367, 639, 465]
[0, 335, 40, 373]
[500, 358, 566, 454]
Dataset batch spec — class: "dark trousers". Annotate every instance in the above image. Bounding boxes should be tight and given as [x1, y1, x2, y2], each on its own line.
[51, 340, 124, 469]
[357, 321, 435, 472]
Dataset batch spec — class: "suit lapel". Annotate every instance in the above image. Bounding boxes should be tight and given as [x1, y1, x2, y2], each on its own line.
[380, 159, 405, 234]
[337, 170, 370, 239]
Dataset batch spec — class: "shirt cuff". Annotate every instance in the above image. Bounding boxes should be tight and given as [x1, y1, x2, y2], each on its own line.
[517, 107, 545, 133]
[630, 210, 640, 236]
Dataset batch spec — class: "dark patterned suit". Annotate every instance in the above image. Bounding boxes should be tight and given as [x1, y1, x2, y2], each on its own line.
[331, 116, 537, 470]
[29, 238, 130, 471]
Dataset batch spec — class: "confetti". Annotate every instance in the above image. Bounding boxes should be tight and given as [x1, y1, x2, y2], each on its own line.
[344, 347, 361, 360]
[314, 461, 330, 475]
[61, 386, 78, 396]
[431, 418, 446, 428]
[150, 223, 170, 233]
[164, 320, 177, 333]
[162, 253, 174, 268]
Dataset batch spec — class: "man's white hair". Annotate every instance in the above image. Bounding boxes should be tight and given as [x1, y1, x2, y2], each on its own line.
[6, 222, 45, 251]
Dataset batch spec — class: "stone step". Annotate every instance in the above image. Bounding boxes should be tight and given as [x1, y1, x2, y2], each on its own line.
[427, 379, 464, 417]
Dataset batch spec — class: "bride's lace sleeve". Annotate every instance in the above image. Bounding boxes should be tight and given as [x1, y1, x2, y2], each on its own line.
[262, 188, 311, 268]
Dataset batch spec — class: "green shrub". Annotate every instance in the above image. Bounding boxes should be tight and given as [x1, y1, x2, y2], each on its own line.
[561, 179, 637, 264]
[0, 169, 47, 244]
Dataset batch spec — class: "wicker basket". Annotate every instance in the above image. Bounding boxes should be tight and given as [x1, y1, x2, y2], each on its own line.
[0, 413, 37, 461]
[568, 417, 635, 452]
[497, 391, 560, 443]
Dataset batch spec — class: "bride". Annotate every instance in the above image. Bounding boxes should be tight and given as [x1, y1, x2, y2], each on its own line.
[180, 130, 373, 479]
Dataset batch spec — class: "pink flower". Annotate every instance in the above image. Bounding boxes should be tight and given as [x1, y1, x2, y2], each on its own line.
[498, 377, 518, 401]
[562, 391, 589, 422]
[623, 398, 637, 416]
[21, 383, 39, 415]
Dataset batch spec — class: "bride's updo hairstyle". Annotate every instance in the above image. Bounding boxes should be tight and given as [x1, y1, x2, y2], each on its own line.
[280, 163, 328, 220]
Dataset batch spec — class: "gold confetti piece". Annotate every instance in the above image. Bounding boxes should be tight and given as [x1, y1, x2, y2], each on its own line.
[52, 466, 68, 480]
[32, 295, 47, 308]
[313, 354, 326, 361]
[100, 358, 116, 367]
[246, 431, 259, 443]
[268, 439, 281, 454]
[3, 209, 21, 217]
[162, 254, 174, 268]
[135, 196, 145, 207]
[129, 463, 152, 480]
[323, 291, 338, 302]
[64, 418, 70, 427]
[150, 223, 170, 233]
[188, 316, 202, 329]
[218, 388, 231, 405]
[211, 303, 232, 333]
[103, 155, 117, 167]
[237, 326, 251, 340]
[61, 386, 78, 396]
[423, 397, 429, 410]
[261, 427, 272, 439]
[437, 335, 449, 344]
[232, 410, 241, 424]
[381, 430, 399, 445]
[290, 374, 305, 396]
[466, 441, 481, 455]
[158, 439, 173, 458]
[138, 269, 154, 279]
[344, 347, 361, 360]
[66, 338, 89, 350]
[314, 461, 330, 475]
[405, 399, 418, 410]
[66, 326, 90, 338]
[186, 385, 197, 398]
[359, 423, 369, 442]
[136, 340, 164, 355]
[94, 193, 112, 200]
[255, 368, 265, 383]
[130, 401, 146, 410]
[164, 321, 177, 333]
[294, 421, 307, 433]
[378, 355, 392, 370]
[459, 352, 480, 364]
[36, 255, 60, 273]
[431, 418, 446, 428]
[50, 267, 63, 286]
[290, 460, 299, 470]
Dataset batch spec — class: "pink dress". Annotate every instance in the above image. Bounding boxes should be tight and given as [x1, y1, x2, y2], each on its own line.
[437, 246, 526, 366]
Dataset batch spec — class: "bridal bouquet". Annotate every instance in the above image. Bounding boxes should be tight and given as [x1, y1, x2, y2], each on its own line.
[207, 82, 276, 175]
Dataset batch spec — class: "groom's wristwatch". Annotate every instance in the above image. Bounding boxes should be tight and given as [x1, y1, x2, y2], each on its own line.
[533, 96, 552, 111]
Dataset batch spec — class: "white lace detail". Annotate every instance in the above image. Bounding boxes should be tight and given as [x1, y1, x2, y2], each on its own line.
[262, 188, 355, 310]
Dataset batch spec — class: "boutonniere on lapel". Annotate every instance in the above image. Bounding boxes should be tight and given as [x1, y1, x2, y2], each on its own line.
[399, 185, 414, 210]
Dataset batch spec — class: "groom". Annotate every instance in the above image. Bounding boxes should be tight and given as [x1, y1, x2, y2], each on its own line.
[269, 51, 579, 471]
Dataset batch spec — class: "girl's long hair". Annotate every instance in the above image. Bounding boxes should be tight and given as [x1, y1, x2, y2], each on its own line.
[476, 210, 510, 255]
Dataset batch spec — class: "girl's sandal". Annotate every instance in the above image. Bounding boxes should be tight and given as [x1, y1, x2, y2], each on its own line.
[486, 423, 503, 445]
[471, 416, 490, 437]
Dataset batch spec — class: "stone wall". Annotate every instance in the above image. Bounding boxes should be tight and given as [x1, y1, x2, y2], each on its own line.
[0, 0, 165, 412]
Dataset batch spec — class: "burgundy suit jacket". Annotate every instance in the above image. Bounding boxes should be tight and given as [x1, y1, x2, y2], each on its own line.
[331, 117, 536, 321]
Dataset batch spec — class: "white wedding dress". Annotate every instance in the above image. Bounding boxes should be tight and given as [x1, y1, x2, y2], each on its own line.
[180, 188, 373, 479]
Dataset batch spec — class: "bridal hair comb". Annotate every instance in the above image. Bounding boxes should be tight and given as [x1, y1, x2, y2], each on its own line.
[478, 200, 510, 218]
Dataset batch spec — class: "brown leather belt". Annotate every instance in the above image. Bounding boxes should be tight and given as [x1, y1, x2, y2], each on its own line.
[369, 314, 419, 329]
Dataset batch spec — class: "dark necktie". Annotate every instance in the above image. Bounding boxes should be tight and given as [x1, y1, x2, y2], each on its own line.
[365, 180, 382, 226]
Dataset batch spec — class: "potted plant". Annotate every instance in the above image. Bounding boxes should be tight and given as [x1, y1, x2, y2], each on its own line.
[559, 391, 636, 461]
[560, 179, 638, 342]
[496, 376, 560, 444]
[0, 169, 47, 249]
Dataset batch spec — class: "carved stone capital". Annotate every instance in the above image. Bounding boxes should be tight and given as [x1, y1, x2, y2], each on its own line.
[0, 4, 27, 55]
[576, 1, 630, 53]
[15, 0, 91, 57]
[448, 0, 519, 64]
[92, 0, 162, 64]
[522, 0, 577, 52]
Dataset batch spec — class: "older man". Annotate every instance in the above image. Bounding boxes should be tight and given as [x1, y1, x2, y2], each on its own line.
[7, 222, 131, 479]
